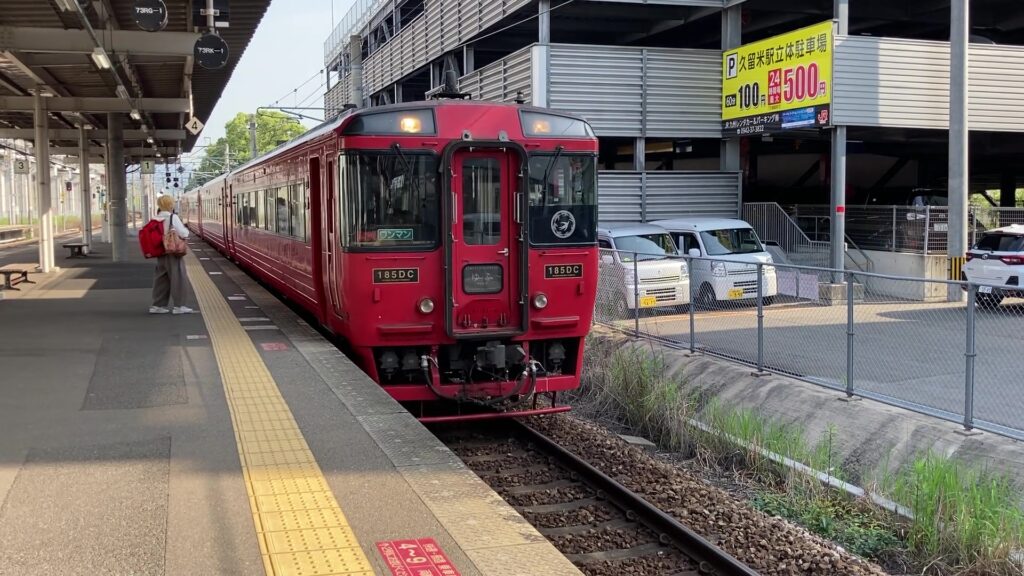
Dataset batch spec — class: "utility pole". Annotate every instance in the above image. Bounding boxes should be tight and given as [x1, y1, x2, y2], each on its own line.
[249, 114, 258, 159]
[948, 0, 969, 301]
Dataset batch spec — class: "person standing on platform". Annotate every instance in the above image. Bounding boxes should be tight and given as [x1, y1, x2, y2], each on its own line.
[150, 195, 193, 315]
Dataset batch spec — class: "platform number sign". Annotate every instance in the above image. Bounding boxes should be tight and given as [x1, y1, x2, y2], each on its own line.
[141, 160, 155, 175]
[185, 117, 205, 135]
[133, 0, 168, 32]
[13, 158, 29, 175]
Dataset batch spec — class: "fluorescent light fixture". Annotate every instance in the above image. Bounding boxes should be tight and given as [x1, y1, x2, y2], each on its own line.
[130, 109, 141, 121]
[155, 152, 162, 158]
[54, 0, 78, 12]
[141, 124, 150, 134]
[91, 48, 111, 70]
[115, 85, 130, 100]
[146, 137, 154, 144]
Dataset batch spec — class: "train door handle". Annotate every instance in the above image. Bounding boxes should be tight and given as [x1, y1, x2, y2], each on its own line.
[498, 248, 509, 257]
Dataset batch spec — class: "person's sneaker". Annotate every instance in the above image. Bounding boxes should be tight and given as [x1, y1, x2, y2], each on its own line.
[172, 306, 194, 315]
[149, 306, 170, 314]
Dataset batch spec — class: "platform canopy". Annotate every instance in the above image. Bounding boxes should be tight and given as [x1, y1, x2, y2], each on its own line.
[0, 0, 273, 162]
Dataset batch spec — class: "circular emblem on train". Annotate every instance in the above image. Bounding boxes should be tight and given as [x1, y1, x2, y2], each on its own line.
[551, 210, 576, 239]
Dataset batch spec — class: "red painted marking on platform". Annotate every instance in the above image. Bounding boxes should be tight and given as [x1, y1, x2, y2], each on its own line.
[377, 538, 460, 576]
[260, 342, 289, 351]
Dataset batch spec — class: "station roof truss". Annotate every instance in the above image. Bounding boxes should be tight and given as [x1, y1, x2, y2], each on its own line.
[0, 0, 273, 162]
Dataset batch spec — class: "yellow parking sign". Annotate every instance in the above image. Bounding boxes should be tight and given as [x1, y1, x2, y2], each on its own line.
[722, 21, 834, 135]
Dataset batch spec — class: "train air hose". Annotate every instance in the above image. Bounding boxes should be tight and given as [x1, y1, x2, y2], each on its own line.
[421, 355, 539, 408]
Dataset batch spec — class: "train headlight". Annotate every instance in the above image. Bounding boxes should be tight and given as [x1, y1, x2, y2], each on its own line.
[399, 116, 422, 133]
[532, 293, 549, 309]
[418, 297, 435, 314]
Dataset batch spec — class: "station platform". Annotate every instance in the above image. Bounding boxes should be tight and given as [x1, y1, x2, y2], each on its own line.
[0, 239, 581, 576]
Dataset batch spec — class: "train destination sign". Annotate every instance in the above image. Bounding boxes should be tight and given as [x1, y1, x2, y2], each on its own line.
[722, 21, 834, 136]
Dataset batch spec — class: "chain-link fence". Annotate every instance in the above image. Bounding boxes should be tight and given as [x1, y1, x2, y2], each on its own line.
[595, 249, 1024, 441]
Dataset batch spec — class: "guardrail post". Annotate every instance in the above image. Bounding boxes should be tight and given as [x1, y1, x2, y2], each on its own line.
[964, 283, 977, 431]
[688, 256, 696, 353]
[633, 253, 640, 338]
[756, 262, 764, 373]
[846, 270, 855, 397]
[923, 206, 931, 256]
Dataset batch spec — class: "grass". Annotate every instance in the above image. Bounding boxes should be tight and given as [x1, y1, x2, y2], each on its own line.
[879, 454, 1024, 574]
[575, 333, 1024, 575]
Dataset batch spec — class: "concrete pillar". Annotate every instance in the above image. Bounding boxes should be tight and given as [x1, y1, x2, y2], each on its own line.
[79, 125, 92, 247]
[34, 90, 54, 273]
[349, 35, 363, 108]
[1001, 172, 1017, 208]
[720, 6, 741, 173]
[830, 127, 847, 274]
[948, 0, 969, 301]
[107, 113, 127, 262]
[829, 0, 850, 276]
[539, 0, 550, 44]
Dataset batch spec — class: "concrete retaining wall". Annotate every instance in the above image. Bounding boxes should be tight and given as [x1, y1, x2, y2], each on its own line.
[846, 250, 950, 301]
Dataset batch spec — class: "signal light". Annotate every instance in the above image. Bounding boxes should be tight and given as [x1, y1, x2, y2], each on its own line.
[417, 298, 435, 314]
[532, 293, 549, 310]
[531, 120, 551, 134]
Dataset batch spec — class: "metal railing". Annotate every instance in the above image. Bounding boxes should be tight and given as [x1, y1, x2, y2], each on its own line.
[763, 204, 1024, 256]
[595, 249, 1024, 441]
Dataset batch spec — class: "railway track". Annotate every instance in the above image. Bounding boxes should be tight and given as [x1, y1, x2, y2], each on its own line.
[434, 420, 760, 576]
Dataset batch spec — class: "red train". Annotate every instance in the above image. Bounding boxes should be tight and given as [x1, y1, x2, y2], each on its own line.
[182, 100, 599, 420]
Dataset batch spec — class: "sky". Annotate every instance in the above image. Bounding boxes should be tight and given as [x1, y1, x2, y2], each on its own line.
[180, 0, 354, 167]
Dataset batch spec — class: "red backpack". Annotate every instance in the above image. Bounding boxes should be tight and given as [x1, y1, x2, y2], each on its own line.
[139, 219, 166, 258]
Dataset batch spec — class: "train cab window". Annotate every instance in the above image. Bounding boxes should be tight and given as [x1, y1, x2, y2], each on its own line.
[341, 151, 439, 250]
[462, 157, 501, 245]
[527, 154, 597, 245]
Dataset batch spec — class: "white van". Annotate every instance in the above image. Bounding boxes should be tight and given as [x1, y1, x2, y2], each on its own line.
[651, 218, 778, 307]
[597, 224, 690, 315]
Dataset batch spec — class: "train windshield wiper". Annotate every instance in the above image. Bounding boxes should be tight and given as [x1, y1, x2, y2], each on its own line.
[390, 143, 421, 200]
[540, 146, 565, 198]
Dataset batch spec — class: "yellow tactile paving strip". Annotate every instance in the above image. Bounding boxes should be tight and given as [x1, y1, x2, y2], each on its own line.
[184, 254, 374, 576]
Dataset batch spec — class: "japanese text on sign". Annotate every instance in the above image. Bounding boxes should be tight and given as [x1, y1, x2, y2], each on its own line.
[377, 538, 461, 576]
[722, 21, 834, 134]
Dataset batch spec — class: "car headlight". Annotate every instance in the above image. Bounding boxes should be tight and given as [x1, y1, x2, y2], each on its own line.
[623, 267, 636, 283]
[680, 262, 689, 278]
[711, 261, 727, 277]
[765, 254, 774, 264]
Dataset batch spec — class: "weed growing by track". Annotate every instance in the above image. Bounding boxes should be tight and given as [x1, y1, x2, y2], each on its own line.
[572, 335, 1024, 575]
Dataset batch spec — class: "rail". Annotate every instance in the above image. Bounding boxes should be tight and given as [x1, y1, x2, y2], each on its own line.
[514, 421, 760, 576]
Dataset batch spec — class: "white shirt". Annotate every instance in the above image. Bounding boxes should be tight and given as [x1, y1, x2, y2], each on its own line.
[156, 211, 190, 239]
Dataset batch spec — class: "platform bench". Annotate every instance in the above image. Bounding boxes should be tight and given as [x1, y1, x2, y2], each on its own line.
[0, 269, 34, 291]
[63, 242, 89, 258]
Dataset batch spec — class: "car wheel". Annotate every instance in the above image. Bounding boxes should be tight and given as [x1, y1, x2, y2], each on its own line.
[697, 284, 716, 310]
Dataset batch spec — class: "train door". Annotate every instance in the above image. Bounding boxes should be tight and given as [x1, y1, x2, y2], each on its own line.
[225, 183, 235, 255]
[324, 158, 341, 316]
[449, 150, 523, 336]
[308, 156, 329, 322]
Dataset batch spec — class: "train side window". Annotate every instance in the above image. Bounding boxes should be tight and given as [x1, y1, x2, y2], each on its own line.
[276, 187, 289, 235]
[290, 183, 306, 241]
[256, 189, 266, 229]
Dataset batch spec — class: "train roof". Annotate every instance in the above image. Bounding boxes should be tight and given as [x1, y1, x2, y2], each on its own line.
[186, 100, 595, 195]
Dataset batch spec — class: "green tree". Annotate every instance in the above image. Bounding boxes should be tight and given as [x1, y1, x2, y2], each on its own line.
[187, 110, 307, 188]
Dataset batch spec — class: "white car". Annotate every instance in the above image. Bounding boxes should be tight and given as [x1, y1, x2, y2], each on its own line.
[963, 224, 1024, 308]
[597, 224, 690, 315]
[651, 217, 778, 307]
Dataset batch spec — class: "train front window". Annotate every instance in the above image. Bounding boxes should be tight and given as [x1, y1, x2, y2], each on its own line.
[527, 154, 597, 245]
[341, 152, 439, 249]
